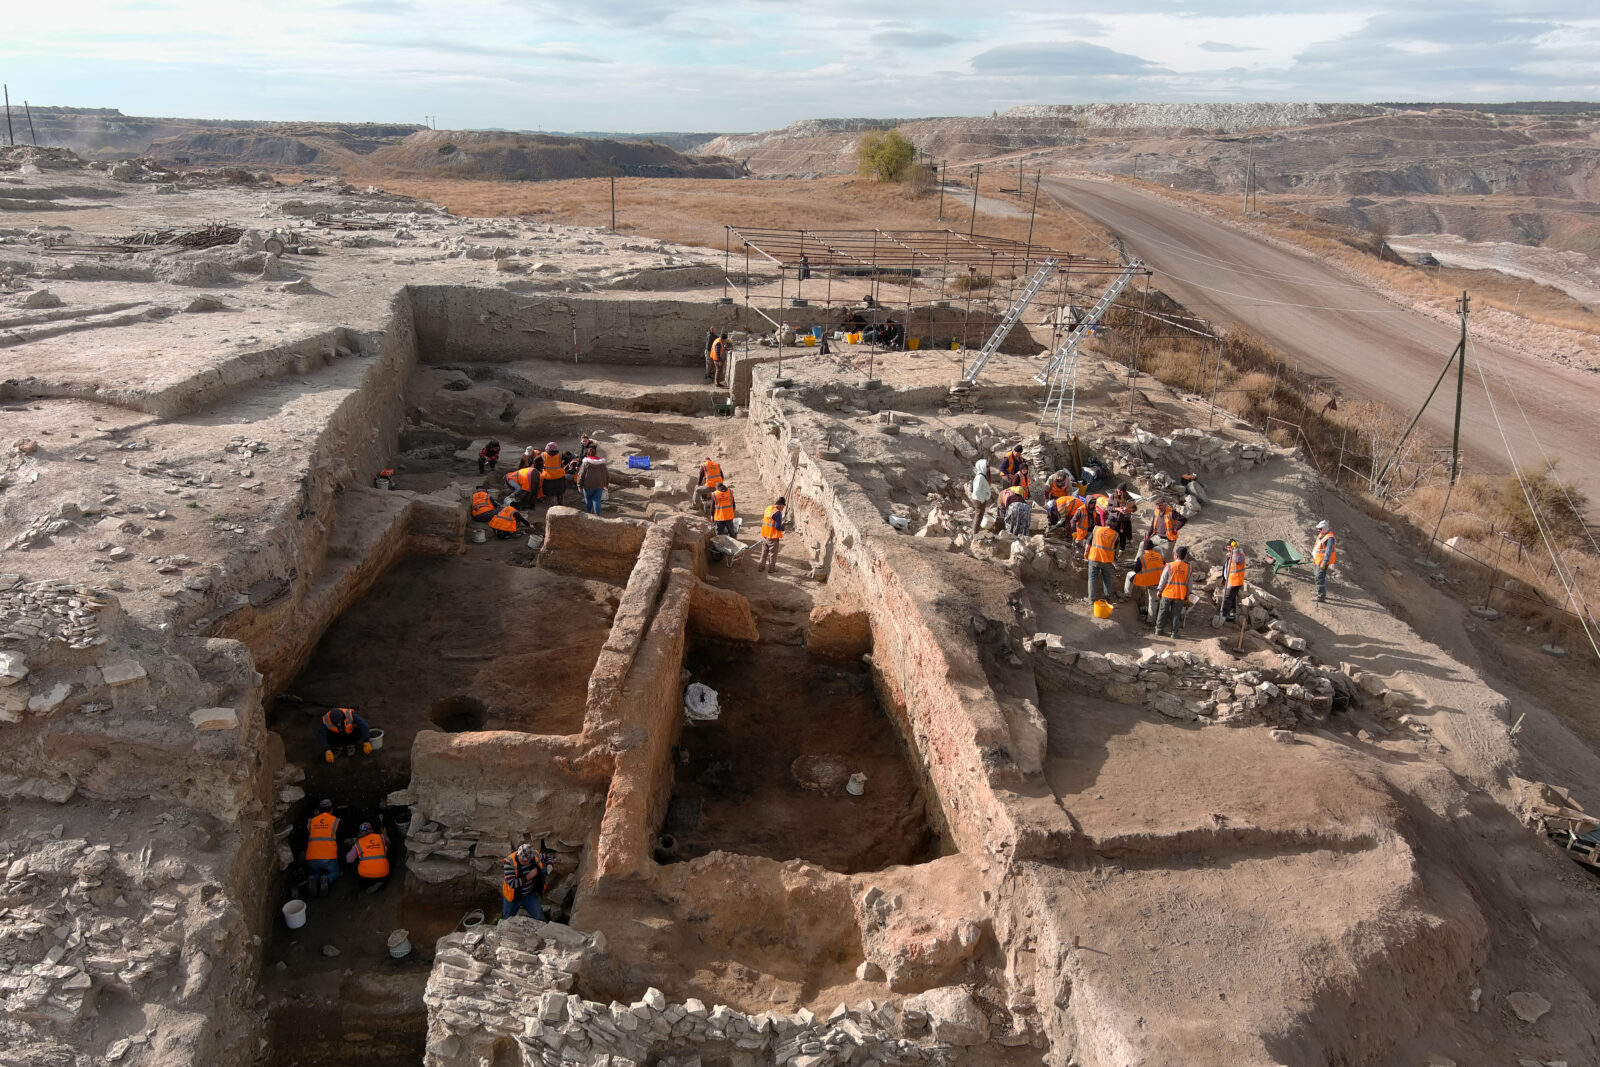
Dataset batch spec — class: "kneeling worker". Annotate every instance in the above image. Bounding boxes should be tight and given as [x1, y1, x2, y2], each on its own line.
[502, 843, 548, 920]
[320, 706, 373, 764]
[345, 821, 390, 894]
[469, 488, 497, 523]
[304, 799, 341, 898]
[488, 502, 529, 539]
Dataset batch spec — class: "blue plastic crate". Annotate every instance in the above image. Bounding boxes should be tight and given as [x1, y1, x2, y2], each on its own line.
[626, 455, 651, 470]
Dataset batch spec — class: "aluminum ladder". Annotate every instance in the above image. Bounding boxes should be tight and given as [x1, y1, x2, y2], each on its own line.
[1037, 262, 1142, 437]
[960, 257, 1057, 384]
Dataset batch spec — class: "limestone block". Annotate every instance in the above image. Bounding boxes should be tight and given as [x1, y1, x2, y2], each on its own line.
[28, 681, 73, 714]
[0, 651, 28, 687]
[902, 987, 989, 1046]
[189, 707, 238, 731]
[99, 660, 147, 687]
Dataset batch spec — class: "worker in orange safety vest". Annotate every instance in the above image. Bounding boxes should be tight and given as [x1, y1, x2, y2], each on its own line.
[1313, 520, 1338, 602]
[711, 483, 737, 537]
[320, 707, 372, 764]
[1155, 546, 1192, 638]
[304, 799, 341, 897]
[757, 497, 786, 573]
[469, 489, 497, 522]
[1122, 536, 1167, 619]
[489, 503, 527, 539]
[536, 443, 566, 505]
[693, 457, 725, 513]
[504, 465, 538, 508]
[1222, 540, 1247, 621]
[502, 843, 548, 920]
[345, 821, 390, 894]
[1084, 521, 1118, 605]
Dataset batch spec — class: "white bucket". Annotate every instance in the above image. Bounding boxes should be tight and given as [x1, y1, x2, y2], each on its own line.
[469, 527, 487, 544]
[369, 729, 384, 751]
[387, 929, 412, 959]
[461, 909, 485, 930]
[846, 772, 867, 796]
[282, 900, 307, 929]
[374, 477, 392, 491]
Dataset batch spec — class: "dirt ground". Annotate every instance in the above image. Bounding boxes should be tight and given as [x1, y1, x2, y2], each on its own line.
[666, 640, 942, 874]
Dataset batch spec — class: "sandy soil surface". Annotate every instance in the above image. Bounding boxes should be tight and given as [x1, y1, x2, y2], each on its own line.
[1047, 175, 1600, 505]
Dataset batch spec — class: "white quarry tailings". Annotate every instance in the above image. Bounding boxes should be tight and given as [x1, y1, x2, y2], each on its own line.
[1002, 102, 1389, 133]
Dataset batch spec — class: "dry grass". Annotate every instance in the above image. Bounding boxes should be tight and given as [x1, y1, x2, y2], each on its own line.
[367, 175, 1114, 260]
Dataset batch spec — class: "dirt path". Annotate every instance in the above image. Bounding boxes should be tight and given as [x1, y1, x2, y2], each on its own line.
[1045, 176, 1600, 506]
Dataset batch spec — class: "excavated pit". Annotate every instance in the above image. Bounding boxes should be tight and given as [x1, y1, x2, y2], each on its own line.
[662, 639, 942, 874]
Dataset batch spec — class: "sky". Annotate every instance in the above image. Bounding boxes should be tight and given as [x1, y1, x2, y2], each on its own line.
[7, 1, 1598, 132]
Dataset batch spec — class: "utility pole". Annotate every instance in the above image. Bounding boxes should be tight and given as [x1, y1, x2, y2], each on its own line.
[610, 175, 616, 233]
[3, 86, 13, 147]
[937, 163, 946, 221]
[1451, 292, 1469, 484]
[968, 164, 980, 237]
[23, 101, 37, 146]
[1243, 136, 1253, 215]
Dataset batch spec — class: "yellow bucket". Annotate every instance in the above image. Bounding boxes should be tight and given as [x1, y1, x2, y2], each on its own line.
[847, 332, 861, 344]
[951, 340, 960, 350]
[907, 338, 921, 351]
[804, 335, 816, 346]
[1092, 600, 1113, 619]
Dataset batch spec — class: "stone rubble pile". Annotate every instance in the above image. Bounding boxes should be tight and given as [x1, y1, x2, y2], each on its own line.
[425, 920, 992, 1067]
[401, 816, 582, 897]
[0, 575, 111, 652]
[1094, 426, 1268, 489]
[0, 820, 219, 1039]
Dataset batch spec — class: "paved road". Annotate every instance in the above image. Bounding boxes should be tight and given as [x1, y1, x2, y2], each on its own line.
[1046, 176, 1600, 506]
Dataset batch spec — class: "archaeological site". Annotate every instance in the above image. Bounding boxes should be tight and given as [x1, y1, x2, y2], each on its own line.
[3, 99, 1600, 1067]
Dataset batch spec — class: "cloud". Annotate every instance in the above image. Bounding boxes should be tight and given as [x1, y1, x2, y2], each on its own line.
[330, 0, 417, 13]
[872, 28, 960, 49]
[1198, 41, 1258, 53]
[379, 37, 611, 63]
[970, 40, 1165, 76]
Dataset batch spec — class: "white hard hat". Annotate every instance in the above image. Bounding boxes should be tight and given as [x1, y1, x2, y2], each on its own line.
[1315, 520, 1329, 530]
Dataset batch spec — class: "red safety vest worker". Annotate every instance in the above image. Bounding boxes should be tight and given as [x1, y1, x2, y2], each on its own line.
[470, 490, 496, 519]
[1086, 524, 1117, 564]
[506, 467, 535, 494]
[305, 812, 340, 861]
[489, 504, 521, 533]
[540, 450, 564, 482]
[355, 833, 389, 879]
[700, 459, 724, 488]
[1225, 546, 1247, 587]
[761, 504, 785, 540]
[1313, 531, 1338, 568]
[323, 707, 357, 734]
[712, 486, 735, 523]
[1161, 559, 1192, 600]
[1132, 547, 1166, 587]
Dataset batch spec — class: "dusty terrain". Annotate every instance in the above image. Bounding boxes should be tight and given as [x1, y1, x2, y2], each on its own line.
[2, 136, 1600, 1067]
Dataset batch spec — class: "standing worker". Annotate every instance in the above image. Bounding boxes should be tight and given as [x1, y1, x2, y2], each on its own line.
[1084, 519, 1119, 606]
[1148, 497, 1185, 558]
[345, 821, 390, 894]
[709, 332, 729, 387]
[537, 442, 567, 506]
[1155, 546, 1193, 638]
[1222, 539, 1247, 621]
[320, 707, 373, 764]
[758, 496, 786, 573]
[1123, 536, 1166, 620]
[1312, 520, 1338, 602]
[710, 483, 738, 537]
[574, 444, 608, 516]
[970, 459, 994, 532]
[502, 843, 548, 920]
[694, 456, 726, 514]
[304, 799, 341, 898]
[704, 327, 719, 381]
[998, 445, 1030, 493]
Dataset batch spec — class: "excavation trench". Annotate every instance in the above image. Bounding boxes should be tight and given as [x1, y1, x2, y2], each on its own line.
[260, 549, 621, 1067]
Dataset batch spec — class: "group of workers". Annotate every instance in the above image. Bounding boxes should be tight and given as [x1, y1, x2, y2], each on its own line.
[469, 435, 612, 537]
[972, 444, 1342, 634]
[302, 799, 391, 898]
[300, 800, 554, 919]
[695, 456, 787, 572]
